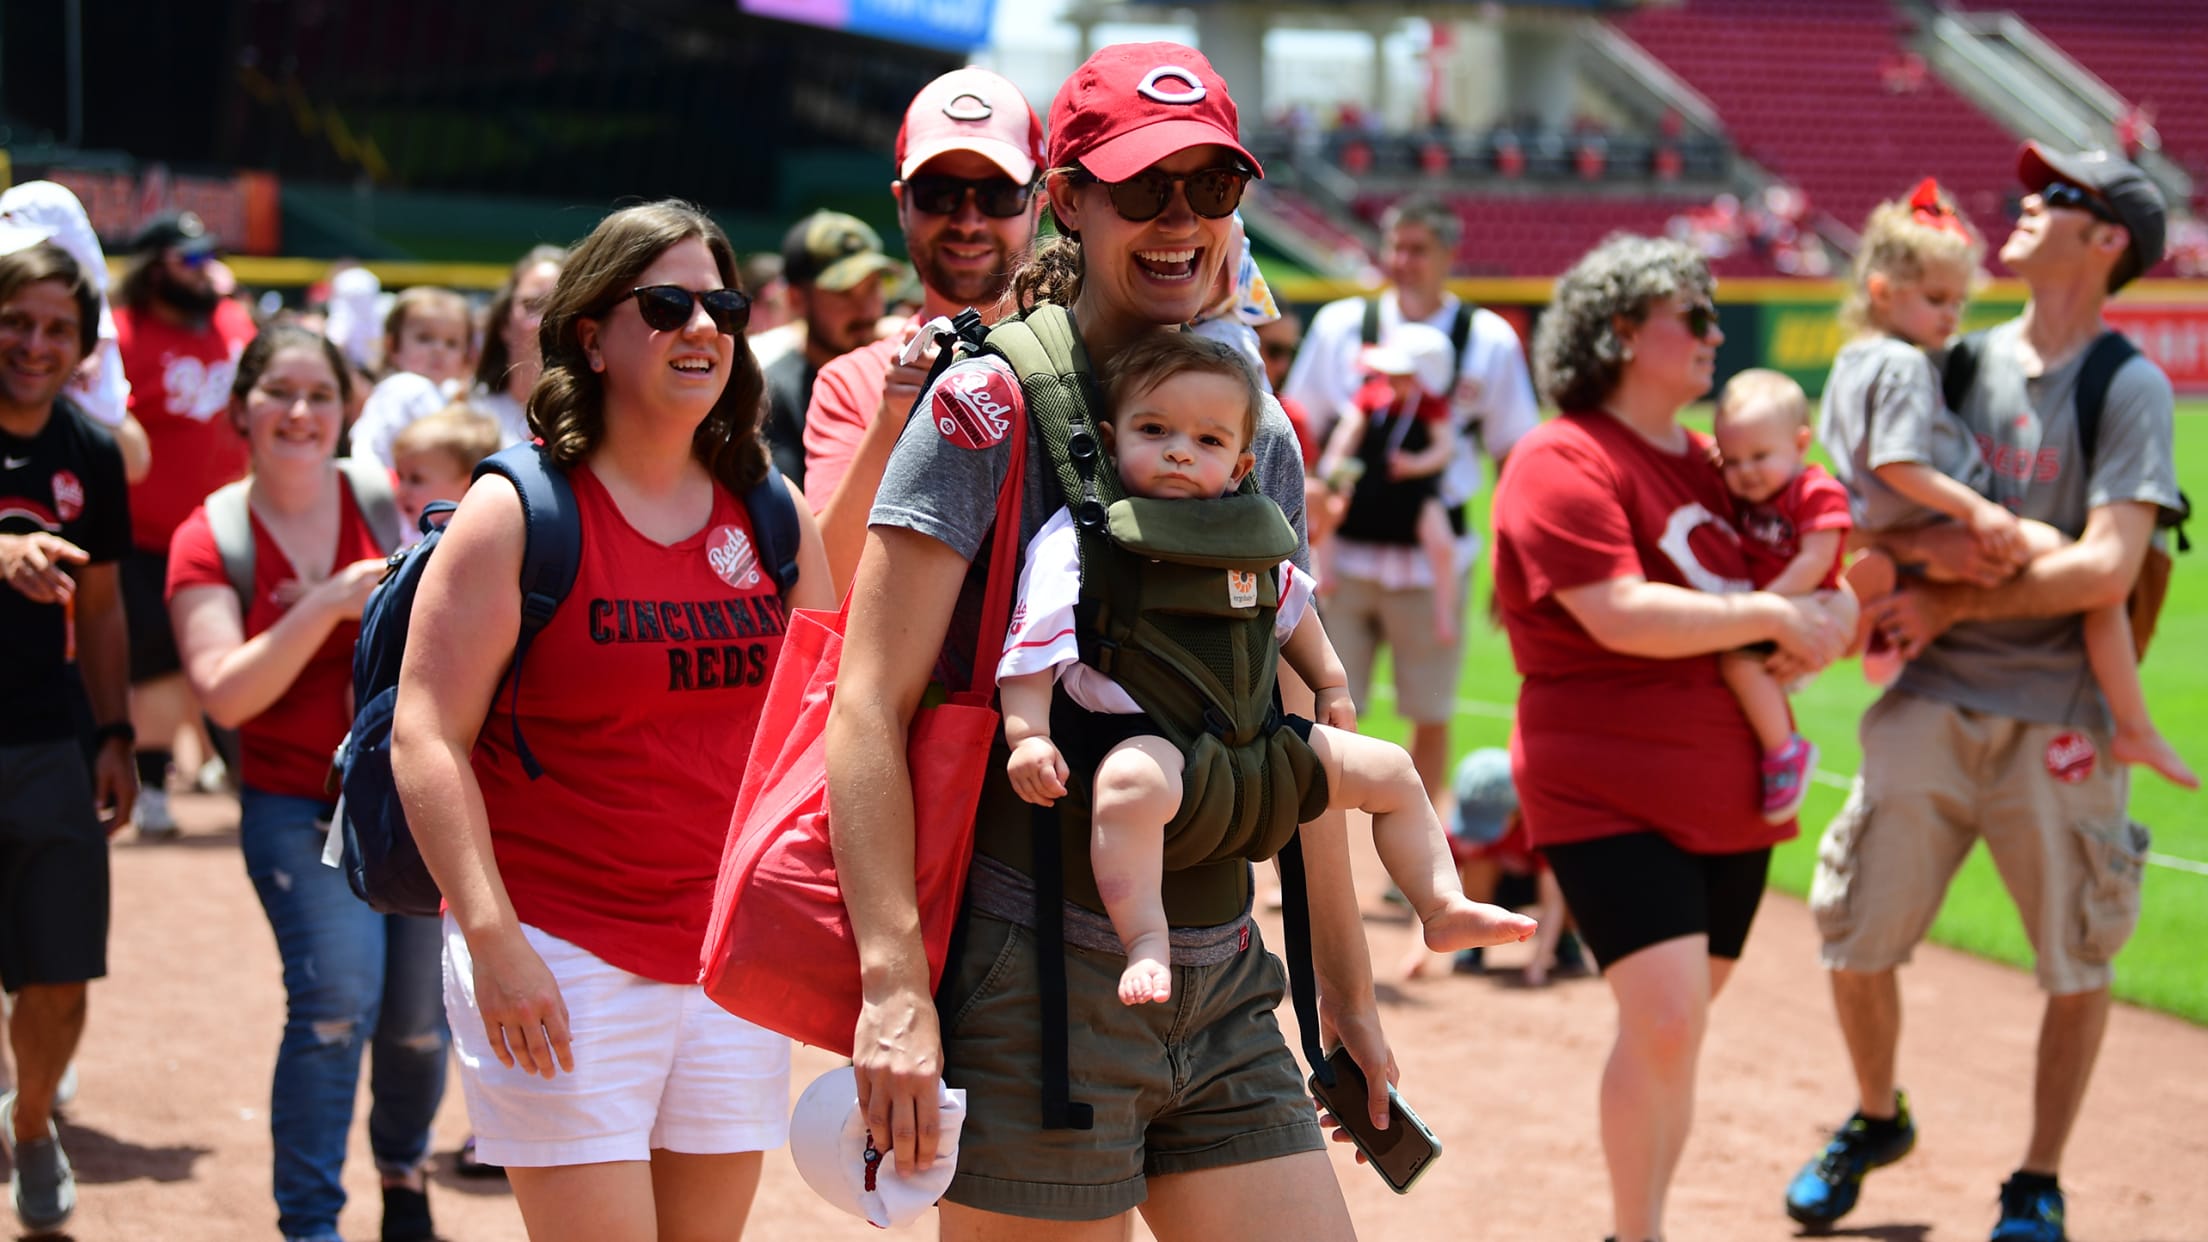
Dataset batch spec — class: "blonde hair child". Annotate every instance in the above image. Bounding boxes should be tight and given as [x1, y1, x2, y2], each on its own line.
[390, 403, 501, 542]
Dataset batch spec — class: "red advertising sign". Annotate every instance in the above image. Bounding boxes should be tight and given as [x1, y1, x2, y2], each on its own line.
[2105, 304, 2208, 393]
[36, 165, 281, 256]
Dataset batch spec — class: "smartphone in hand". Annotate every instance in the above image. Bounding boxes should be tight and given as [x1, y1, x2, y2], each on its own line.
[1306, 1046, 1442, 1194]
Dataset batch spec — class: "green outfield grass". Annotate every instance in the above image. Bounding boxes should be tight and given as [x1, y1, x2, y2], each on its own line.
[1356, 398, 2208, 1027]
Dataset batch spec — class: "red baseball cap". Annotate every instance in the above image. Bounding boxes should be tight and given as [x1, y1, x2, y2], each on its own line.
[895, 68, 1045, 184]
[1048, 42, 1263, 183]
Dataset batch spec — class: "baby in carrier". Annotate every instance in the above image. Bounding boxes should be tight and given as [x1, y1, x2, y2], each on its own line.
[998, 333, 1535, 1005]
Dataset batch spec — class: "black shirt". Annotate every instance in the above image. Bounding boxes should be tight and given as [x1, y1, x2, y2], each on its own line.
[1, 399, 131, 744]
[760, 348, 817, 490]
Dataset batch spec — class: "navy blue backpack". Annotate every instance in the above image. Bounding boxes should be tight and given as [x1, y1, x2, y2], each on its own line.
[336, 443, 801, 916]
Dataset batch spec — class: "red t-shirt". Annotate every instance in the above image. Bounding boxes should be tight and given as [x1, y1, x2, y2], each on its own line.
[165, 475, 384, 799]
[1491, 410, 1790, 853]
[801, 334, 901, 516]
[117, 300, 256, 551]
[1353, 377, 1450, 425]
[1276, 393, 1320, 470]
[472, 465, 790, 984]
[1736, 463, 1852, 591]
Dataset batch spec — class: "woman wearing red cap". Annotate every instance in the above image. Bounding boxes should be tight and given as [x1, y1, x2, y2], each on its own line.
[827, 41, 1384, 1237]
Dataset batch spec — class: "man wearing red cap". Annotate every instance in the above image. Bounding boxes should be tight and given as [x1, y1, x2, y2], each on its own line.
[1788, 144, 2180, 1242]
[803, 67, 1049, 592]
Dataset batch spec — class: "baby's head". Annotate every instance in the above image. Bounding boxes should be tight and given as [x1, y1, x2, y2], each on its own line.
[391, 403, 501, 526]
[1360, 321, 1456, 405]
[383, 286, 474, 386]
[1099, 333, 1263, 501]
[1713, 368, 1812, 506]
[1844, 178, 1983, 350]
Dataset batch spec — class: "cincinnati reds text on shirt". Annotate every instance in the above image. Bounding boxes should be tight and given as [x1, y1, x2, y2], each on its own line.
[587, 594, 789, 691]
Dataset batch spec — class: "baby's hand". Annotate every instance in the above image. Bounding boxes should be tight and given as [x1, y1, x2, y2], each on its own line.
[1968, 502, 2028, 570]
[1315, 685, 1357, 732]
[1007, 735, 1069, 806]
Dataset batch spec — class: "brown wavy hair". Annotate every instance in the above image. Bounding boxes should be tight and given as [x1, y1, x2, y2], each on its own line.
[528, 202, 768, 495]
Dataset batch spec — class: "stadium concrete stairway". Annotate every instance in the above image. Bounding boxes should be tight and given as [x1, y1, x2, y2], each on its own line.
[1618, 0, 2023, 250]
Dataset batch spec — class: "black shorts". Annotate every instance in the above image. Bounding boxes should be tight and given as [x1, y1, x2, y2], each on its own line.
[0, 740, 110, 990]
[121, 546, 182, 683]
[1543, 831, 1770, 968]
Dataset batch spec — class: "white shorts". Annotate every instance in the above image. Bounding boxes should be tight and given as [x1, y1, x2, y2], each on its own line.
[442, 915, 791, 1167]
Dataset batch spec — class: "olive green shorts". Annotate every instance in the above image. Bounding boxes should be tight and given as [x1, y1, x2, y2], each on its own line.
[938, 912, 1325, 1221]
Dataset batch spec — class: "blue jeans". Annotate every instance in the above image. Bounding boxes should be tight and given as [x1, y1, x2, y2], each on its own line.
[239, 788, 448, 1241]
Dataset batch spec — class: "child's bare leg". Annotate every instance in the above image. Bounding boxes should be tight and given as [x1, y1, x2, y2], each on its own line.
[1719, 649, 1795, 754]
[1307, 724, 1536, 951]
[1522, 868, 1569, 987]
[1415, 500, 1459, 642]
[2086, 604, 2199, 789]
[1092, 736, 1183, 1004]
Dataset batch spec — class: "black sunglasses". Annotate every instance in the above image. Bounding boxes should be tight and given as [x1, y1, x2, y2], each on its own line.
[901, 174, 1037, 219]
[627, 285, 751, 335]
[1682, 301, 1718, 341]
[1075, 165, 1252, 222]
[2038, 180, 2121, 225]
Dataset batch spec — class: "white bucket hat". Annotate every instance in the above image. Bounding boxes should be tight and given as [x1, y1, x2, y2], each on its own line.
[788, 1065, 967, 1230]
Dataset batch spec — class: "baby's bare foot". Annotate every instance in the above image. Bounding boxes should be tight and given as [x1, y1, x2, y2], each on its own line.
[2112, 729, 2200, 790]
[1420, 896, 1537, 954]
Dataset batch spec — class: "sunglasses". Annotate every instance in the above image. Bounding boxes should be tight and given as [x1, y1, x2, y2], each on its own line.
[2038, 180, 2121, 225]
[627, 285, 751, 335]
[901, 174, 1037, 219]
[1261, 342, 1300, 361]
[1075, 165, 1252, 222]
[1680, 301, 1719, 341]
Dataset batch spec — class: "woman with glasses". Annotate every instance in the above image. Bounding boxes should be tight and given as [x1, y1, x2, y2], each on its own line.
[471, 244, 568, 448]
[391, 200, 832, 1241]
[828, 43, 1391, 1240]
[1489, 233, 1853, 1242]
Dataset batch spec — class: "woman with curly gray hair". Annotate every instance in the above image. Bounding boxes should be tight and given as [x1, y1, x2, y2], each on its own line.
[1490, 233, 1853, 1242]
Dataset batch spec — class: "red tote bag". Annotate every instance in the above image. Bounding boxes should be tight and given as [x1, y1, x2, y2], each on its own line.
[700, 403, 1028, 1054]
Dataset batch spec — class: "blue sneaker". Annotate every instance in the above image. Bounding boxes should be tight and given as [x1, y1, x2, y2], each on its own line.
[1784, 1091, 1916, 1228]
[1990, 1174, 2065, 1241]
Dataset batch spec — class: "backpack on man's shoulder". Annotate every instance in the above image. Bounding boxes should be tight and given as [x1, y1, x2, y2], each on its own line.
[335, 443, 803, 917]
[1941, 328, 2190, 658]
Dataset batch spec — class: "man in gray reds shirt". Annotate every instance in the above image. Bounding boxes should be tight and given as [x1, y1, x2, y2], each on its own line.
[1785, 144, 2181, 1242]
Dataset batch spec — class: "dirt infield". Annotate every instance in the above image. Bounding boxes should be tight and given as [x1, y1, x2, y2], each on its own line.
[16, 790, 2207, 1241]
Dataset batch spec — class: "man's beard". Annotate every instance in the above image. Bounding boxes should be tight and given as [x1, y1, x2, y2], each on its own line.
[152, 269, 221, 318]
[916, 238, 1013, 308]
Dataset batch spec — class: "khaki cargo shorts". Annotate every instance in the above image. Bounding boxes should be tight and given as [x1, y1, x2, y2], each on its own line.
[1322, 575, 1463, 724]
[1810, 692, 2149, 995]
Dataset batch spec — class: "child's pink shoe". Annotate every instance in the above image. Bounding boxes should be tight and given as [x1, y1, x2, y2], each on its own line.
[1761, 735, 1819, 824]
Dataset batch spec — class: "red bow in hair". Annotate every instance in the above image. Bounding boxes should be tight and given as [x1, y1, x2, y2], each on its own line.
[1909, 177, 1971, 240]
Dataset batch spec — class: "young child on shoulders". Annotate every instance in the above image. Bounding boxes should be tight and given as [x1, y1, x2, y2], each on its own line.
[1819, 179, 2194, 788]
[1313, 321, 1462, 640]
[999, 333, 1535, 1006]
[1712, 368, 1853, 822]
[389, 402, 501, 545]
[349, 285, 475, 469]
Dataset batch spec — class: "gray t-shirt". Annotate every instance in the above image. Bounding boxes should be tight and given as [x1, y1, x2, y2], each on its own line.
[1818, 333, 1991, 532]
[871, 350, 1310, 693]
[1897, 319, 2181, 730]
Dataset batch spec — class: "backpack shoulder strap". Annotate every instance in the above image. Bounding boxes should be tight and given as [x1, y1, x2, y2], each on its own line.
[1447, 300, 1475, 393]
[1940, 328, 1988, 416]
[2073, 329, 2141, 463]
[741, 468, 801, 595]
[1360, 296, 1382, 346]
[472, 443, 582, 778]
[335, 456, 405, 554]
[204, 479, 256, 609]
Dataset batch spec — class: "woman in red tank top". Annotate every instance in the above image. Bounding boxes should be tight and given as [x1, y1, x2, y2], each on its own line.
[392, 202, 832, 1239]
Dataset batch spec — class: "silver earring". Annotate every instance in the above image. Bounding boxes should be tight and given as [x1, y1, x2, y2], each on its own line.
[1621, 345, 1635, 362]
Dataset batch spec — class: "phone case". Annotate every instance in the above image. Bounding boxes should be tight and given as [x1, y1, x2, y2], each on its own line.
[1308, 1050, 1442, 1194]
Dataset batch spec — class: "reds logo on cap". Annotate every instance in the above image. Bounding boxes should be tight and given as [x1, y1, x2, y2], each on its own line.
[707, 525, 762, 590]
[2045, 731, 2097, 783]
[942, 93, 993, 122]
[932, 366, 1017, 450]
[1137, 67, 1207, 105]
[50, 470, 84, 522]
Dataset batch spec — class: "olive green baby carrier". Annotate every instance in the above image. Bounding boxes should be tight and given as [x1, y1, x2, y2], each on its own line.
[940, 305, 1337, 1129]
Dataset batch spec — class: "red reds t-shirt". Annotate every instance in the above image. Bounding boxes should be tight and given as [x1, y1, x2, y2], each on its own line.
[472, 464, 790, 984]
[1491, 410, 1790, 853]
[1353, 377, 1450, 425]
[1736, 463, 1852, 591]
[165, 474, 385, 799]
[117, 299, 256, 551]
[801, 334, 900, 514]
